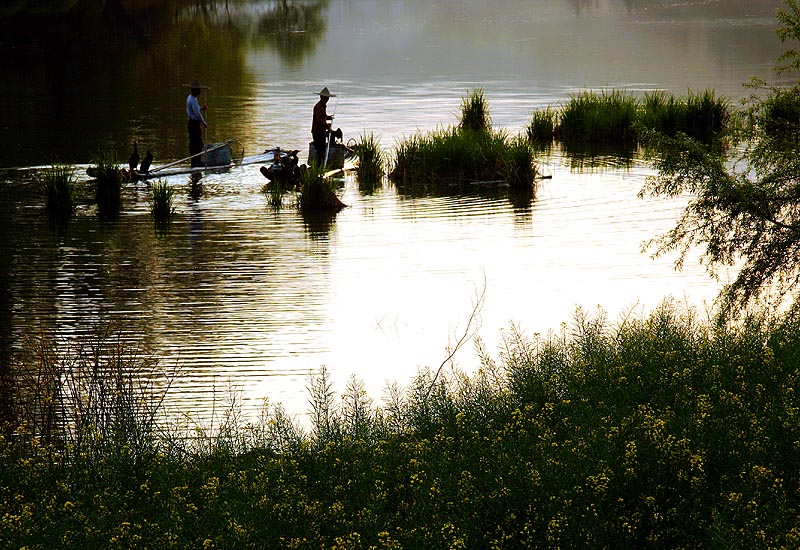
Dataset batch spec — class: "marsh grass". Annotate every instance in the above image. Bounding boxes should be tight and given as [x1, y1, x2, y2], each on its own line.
[353, 132, 386, 189]
[91, 149, 124, 217]
[526, 106, 558, 144]
[532, 89, 730, 153]
[3, 300, 800, 548]
[42, 162, 75, 217]
[559, 89, 639, 144]
[148, 179, 174, 219]
[391, 127, 536, 189]
[459, 88, 492, 133]
[299, 162, 346, 211]
[759, 85, 800, 136]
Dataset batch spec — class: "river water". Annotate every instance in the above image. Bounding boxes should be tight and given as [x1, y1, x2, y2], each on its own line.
[0, 0, 789, 425]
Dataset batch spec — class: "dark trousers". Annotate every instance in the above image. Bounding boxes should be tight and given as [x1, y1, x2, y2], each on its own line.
[312, 131, 328, 166]
[188, 120, 204, 167]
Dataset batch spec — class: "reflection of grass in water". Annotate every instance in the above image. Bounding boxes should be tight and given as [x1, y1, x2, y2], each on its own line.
[4, 300, 800, 547]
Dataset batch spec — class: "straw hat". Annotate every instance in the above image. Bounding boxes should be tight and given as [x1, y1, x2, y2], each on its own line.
[317, 86, 336, 97]
[183, 79, 210, 90]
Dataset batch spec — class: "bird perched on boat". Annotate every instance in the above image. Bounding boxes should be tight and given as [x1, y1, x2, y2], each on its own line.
[139, 149, 153, 174]
[128, 142, 140, 173]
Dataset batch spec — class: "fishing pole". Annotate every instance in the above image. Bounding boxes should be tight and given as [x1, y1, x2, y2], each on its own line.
[323, 95, 339, 169]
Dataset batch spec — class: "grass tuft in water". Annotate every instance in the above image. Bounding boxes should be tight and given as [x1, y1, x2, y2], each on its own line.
[526, 106, 558, 144]
[354, 132, 386, 189]
[559, 89, 638, 144]
[42, 162, 75, 217]
[299, 162, 346, 212]
[148, 179, 174, 219]
[91, 149, 124, 217]
[459, 88, 492, 133]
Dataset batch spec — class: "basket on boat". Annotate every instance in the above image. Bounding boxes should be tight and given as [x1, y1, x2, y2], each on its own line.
[202, 143, 232, 166]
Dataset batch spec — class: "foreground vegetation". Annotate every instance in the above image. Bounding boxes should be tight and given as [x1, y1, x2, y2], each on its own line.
[2, 299, 799, 548]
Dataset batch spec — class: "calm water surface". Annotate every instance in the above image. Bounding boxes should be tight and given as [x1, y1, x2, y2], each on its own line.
[0, 0, 787, 423]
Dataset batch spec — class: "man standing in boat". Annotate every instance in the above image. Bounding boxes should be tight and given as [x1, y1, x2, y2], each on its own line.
[311, 86, 336, 166]
[184, 79, 209, 168]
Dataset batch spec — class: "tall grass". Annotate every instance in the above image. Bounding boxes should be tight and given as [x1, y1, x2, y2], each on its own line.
[91, 149, 124, 217]
[353, 132, 386, 189]
[148, 179, 174, 219]
[459, 88, 492, 133]
[298, 162, 346, 211]
[3, 300, 799, 548]
[42, 162, 75, 217]
[391, 127, 536, 189]
[526, 106, 558, 144]
[532, 88, 730, 152]
[559, 89, 638, 144]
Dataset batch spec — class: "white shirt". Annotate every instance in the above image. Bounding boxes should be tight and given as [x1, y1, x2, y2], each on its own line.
[186, 94, 206, 125]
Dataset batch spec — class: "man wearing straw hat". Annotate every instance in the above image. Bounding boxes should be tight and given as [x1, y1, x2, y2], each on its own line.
[183, 79, 209, 167]
[311, 86, 336, 166]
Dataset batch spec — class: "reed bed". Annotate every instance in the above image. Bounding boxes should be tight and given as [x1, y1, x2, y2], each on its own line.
[298, 162, 346, 212]
[527, 88, 730, 149]
[391, 127, 536, 189]
[459, 88, 492, 133]
[42, 162, 75, 216]
[91, 149, 124, 217]
[353, 132, 386, 189]
[2, 299, 798, 548]
[148, 179, 174, 219]
[391, 90, 537, 190]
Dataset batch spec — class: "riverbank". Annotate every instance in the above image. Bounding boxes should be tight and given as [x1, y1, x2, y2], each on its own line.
[2, 299, 798, 548]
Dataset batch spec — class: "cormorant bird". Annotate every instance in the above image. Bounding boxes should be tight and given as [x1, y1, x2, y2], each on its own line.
[128, 142, 140, 172]
[139, 149, 153, 173]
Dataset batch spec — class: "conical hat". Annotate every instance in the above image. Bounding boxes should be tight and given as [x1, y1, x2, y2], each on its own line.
[317, 86, 336, 97]
[182, 79, 210, 90]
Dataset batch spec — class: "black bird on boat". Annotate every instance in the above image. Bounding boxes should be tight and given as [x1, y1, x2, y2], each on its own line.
[128, 142, 140, 172]
[139, 149, 153, 174]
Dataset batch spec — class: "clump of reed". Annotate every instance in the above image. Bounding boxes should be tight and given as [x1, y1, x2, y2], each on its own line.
[42, 162, 75, 217]
[526, 106, 558, 144]
[262, 180, 286, 208]
[148, 179, 174, 219]
[353, 132, 386, 189]
[532, 88, 730, 152]
[391, 91, 536, 189]
[458, 88, 492, 133]
[559, 89, 638, 144]
[90, 148, 124, 217]
[638, 89, 729, 143]
[391, 126, 536, 189]
[298, 162, 346, 212]
[759, 86, 800, 136]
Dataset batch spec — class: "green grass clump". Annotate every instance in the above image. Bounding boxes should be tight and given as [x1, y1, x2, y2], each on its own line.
[459, 88, 492, 133]
[391, 127, 536, 189]
[91, 149, 124, 217]
[526, 106, 558, 144]
[559, 89, 638, 144]
[3, 299, 799, 547]
[760, 86, 800, 136]
[148, 179, 174, 219]
[354, 132, 386, 189]
[42, 162, 75, 217]
[299, 162, 346, 212]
